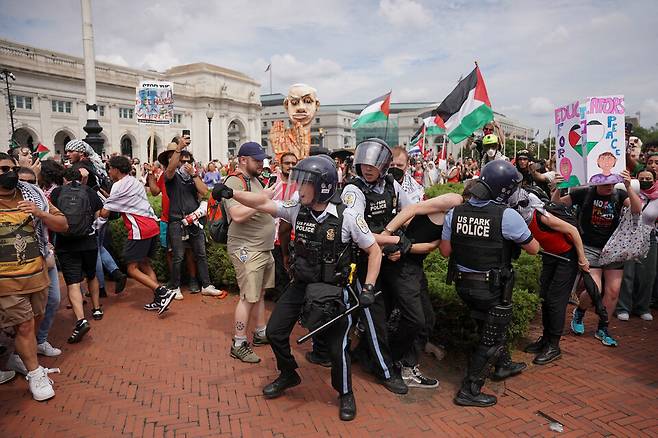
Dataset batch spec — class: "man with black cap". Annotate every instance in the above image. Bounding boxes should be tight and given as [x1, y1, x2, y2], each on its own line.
[223, 142, 275, 364]
[163, 135, 222, 299]
[212, 154, 381, 421]
[341, 137, 415, 395]
[440, 160, 539, 407]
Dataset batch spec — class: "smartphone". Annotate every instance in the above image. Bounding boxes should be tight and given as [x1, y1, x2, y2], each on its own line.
[182, 129, 191, 137]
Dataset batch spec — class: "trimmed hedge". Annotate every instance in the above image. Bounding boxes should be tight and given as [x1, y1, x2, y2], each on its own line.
[105, 184, 541, 348]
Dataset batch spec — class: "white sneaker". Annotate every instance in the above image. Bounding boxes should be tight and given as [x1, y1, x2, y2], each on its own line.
[616, 312, 630, 321]
[0, 370, 16, 384]
[37, 341, 62, 357]
[640, 312, 654, 321]
[7, 353, 28, 376]
[201, 284, 224, 297]
[171, 287, 183, 300]
[26, 366, 58, 401]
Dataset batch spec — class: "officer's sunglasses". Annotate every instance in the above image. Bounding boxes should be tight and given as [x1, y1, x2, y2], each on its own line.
[0, 165, 20, 174]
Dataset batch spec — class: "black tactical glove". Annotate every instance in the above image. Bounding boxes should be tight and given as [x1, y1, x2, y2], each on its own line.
[359, 283, 376, 308]
[212, 183, 233, 200]
[382, 244, 399, 255]
[397, 232, 413, 255]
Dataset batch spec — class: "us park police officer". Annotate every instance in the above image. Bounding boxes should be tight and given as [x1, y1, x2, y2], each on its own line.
[341, 138, 415, 395]
[212, 155, 381, 422]
[439, 160, 540, 407]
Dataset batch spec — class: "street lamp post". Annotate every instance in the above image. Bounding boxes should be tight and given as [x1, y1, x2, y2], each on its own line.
[80, 0, 104, 155]
[206, 107, 214, 162]
[1, 69, 16, 144]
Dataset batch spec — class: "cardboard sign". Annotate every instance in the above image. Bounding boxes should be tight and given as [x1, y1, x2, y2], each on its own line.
[554, 95, 625, 187]
[583, 95, 625, 185]
[135, 81, 174, 125]
[554, 100, 586, 188]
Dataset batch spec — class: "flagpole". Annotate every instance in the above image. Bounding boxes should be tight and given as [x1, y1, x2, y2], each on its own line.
[269, 64, 272, 95]
[384, 117, 390, 144]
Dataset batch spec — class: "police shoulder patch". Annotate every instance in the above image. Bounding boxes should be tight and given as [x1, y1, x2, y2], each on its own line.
[356, 215, 369, 234]
[282, 199, 298, 208]
[343, 192, 356, 208]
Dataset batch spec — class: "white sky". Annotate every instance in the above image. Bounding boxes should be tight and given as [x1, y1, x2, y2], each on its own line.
[1, 0, 657, 138]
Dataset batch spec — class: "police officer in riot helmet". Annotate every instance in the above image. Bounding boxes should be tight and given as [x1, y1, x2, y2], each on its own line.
[439, 160, 540, 407]
[341, 138, 415, 395]
[212, 155, 382, 421]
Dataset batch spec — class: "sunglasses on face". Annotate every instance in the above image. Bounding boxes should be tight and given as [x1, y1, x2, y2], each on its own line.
[0, 165, 20, 173]
[180, 159, 192, 164]
[20, 178, 36, 184]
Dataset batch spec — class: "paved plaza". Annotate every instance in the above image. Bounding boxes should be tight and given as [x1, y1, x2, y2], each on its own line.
[1, 280, 657, 437]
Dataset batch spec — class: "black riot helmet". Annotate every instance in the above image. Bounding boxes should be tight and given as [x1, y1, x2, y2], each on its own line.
[283, 155, 338, 204]
[469, 160, 523, 203]
[354, 138, 393, 179]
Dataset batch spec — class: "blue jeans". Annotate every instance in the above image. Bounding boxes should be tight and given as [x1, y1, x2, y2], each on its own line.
[37, 266, 61, 344]
[96, 230, 119, 289]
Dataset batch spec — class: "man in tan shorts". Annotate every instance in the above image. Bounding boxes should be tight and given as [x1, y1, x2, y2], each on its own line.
[0, 152, 68, 400]
[223, 142, 276, 363]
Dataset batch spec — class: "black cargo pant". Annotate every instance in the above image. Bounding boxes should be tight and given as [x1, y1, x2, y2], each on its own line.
[538, 248, 579, 344]
[266, 281, 353, 395]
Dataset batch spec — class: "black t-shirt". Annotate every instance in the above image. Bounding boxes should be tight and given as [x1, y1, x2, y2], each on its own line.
[51, 183, 103, 252]
[71, 160, 99, 191]
[404, 214, 443, 263]
[165, 172, 200, 222]
[570, 187, 627, 249]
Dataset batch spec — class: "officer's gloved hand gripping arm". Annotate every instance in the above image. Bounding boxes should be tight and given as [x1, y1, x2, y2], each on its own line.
[359, 242, 382, 307]
[212, 183, 278, 217]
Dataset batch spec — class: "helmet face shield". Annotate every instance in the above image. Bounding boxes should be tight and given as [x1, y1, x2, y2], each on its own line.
[284, 168, 320, 205]
[354, 139, 393, 177]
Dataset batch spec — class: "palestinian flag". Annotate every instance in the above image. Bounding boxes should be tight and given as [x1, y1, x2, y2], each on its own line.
[409, 124, 425, 149]
[352, 91, 391, 128]
[36, 143, 50, 159]
[422, 115, 445, 136]
[432, 65, 493, 144]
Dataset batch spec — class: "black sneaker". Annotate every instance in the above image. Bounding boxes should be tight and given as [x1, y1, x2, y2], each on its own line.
[402, 365, 439, 388]
[67, 320, 90, 343]
[305, 351, 331, 368]
[99, 287, 107, 298]
[92, 307, 104, 320]
[156, 287, 176, 315]
[143, 301, 161, 312]
[253, 331, 270, 346]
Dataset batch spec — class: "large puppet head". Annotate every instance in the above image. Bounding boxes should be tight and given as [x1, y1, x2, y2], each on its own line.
[283, 83, 319, 127]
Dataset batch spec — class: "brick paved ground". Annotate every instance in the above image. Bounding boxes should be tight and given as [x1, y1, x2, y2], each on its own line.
[1, 279, 657, 437]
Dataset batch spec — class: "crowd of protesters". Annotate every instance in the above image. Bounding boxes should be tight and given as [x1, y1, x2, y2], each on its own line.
[0, 122, 656, 418]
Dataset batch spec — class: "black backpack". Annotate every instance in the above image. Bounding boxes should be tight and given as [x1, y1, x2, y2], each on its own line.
[58, 184, 94, 237]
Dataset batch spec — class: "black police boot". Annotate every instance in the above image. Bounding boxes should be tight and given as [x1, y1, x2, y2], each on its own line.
[533, 344, 562, 365]
[523, 335, 547, 354]
[491, 348, 527, 381]
[339, 392, 357, 421]
[262, 371, 301, 399]
[305, 351, 331, 368]
[378, 370, 409, 394]
[454, 377, 497, 407]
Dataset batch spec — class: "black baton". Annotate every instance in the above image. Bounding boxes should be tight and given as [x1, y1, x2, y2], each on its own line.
[538, 250, 571, 263]
[296, 286, 381, 344]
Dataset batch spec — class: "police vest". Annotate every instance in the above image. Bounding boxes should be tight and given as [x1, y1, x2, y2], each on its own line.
[292, 202, 352, 285]
[450, 202, 514, 271]
[347, 175, 397, 233]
